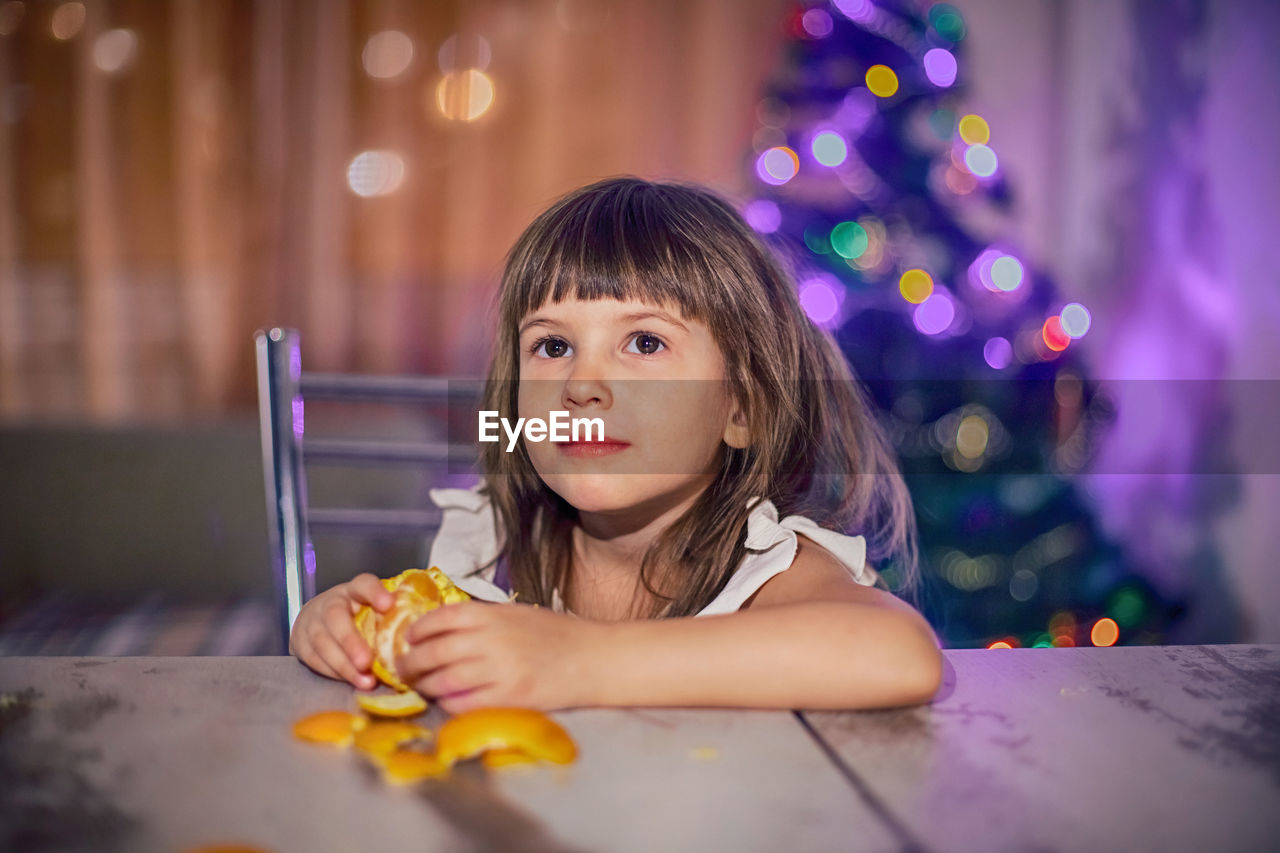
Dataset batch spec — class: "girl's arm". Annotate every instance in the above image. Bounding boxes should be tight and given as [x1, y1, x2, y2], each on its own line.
[582, 538, 943, 710]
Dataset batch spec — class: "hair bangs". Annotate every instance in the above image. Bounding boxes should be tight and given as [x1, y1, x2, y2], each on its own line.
[509, 180, 717, 325]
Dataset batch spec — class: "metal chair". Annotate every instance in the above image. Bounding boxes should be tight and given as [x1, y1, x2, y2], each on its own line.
[254, 327, 481, 651]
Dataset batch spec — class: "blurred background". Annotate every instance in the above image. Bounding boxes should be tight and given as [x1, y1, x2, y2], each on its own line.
[1, 0, 1277, 654]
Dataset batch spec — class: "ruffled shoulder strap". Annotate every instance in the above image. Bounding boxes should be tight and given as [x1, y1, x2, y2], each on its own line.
[426, 481, 516, 604]
[695, 497, 879, 616]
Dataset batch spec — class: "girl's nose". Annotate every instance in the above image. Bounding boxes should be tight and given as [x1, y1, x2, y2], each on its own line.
[563, 367, 612, 410]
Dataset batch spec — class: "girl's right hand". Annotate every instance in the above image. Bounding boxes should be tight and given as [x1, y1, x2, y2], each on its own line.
[288, 572, 396, 690]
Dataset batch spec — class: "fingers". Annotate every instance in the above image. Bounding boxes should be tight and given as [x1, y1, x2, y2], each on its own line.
[312, 631, 377, 690]
[406, 600, 481, 645]
[345, 572, 395, 613]
[398, 630, 480, 685]
[320, 599, 378, 689]
[414, 658, 493, 699]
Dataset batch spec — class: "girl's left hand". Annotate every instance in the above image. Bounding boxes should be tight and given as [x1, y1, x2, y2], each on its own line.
[396, 601, 604, 713]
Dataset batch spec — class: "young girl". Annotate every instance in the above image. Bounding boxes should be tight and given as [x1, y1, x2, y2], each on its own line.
[290, 176, 942, 712]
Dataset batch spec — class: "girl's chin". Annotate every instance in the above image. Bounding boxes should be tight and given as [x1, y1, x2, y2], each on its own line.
[538, 472, 711, 516]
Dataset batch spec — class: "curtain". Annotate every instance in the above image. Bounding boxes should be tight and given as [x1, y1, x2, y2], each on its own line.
[0, 0, 791, 421]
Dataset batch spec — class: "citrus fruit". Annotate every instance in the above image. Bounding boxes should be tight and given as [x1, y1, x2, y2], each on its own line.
[434, 707, 578, 766]
[354, 567, 471, 693]
[291, 710, 367, 747]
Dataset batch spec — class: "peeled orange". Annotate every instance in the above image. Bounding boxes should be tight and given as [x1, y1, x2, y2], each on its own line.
[435, 707, 578, 767]
[354, 567, 471, 694]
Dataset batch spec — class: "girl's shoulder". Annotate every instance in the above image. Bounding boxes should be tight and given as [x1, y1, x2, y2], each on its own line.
[426, 480, 514, 604]
[694, 497, 881, 617]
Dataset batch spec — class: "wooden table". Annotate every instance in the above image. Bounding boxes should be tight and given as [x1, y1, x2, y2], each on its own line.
[2, 645, 1277, 852]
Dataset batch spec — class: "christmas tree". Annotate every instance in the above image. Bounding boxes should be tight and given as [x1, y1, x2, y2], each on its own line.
[742, 0, 1180, 648]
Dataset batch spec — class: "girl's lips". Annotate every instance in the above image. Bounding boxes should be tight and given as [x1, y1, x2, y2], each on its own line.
[556, 441, 631, 458]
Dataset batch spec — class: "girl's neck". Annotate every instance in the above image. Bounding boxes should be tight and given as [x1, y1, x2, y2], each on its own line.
[571, 477, 711, 576]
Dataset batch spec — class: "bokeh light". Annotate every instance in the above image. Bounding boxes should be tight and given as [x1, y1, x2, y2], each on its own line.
[923, 48, 957, 87]
[963, 143, 998, 177]
[93, 28, 139, 74]
[988, 641, 1013, 650]
[830, 221, 868, 259]
[1060, 302, 1092, 338]
[743, 199, 782, 234]
[798, 278, 842, 326]
[865, 65, 899, 98]
[1009, 568, 1038, 602]
[958, 114, 990, 145]
[990, 255, 1024, 291]
[929, 4, 967, 42]
[832, 0, 874, 24]
[983, 336, 1013, 369]
[801, 7, 833, 38]
[1091, 617, 1120, 647]
[1107, 586, 1146, 628]
[438, 33, 492, 72]
[347, 150, 405, 197]
[757, 146, 799, 185]
[811, 130, 848, 167]
[898, 268, 934, 304]
[51, 2, 84, 40]
[363, 30, 414, 79]
[913, 292, 955, 335]
[435, 69, 494, 121]
[1042, 315, 1070, 351]
[956, 414, 990, 459]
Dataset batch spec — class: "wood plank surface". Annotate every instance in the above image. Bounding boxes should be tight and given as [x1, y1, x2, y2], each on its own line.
[801, 644, 1280, 853]
[0, 656, 896, 853]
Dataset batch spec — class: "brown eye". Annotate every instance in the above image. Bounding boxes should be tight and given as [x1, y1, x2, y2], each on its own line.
[531, 337, 571, 358]
[629, 334, 665, 355]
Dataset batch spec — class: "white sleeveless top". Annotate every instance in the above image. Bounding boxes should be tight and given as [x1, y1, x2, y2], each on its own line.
[425, 481, 879, 616]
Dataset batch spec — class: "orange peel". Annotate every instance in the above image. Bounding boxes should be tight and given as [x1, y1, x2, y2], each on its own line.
[291, 710, 368, 747]
[355, 690, 428, 718]
[435, 707, 578, 767]
[355, 567, 470, 693]
[381, 748, 450, 785]
[352, 720, 431, 760]
[480, 747, 541, 769]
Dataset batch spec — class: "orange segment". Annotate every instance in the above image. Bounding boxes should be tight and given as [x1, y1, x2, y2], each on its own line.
[291, 711, 367, 747]
[381, 748, 449, 785]
[352, 720, 431, 760]
[355, 690, 428, 718]
[435, 707, 578, 767]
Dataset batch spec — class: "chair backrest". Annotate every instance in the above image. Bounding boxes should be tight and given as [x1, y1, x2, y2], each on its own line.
[254, 327, 481, 650]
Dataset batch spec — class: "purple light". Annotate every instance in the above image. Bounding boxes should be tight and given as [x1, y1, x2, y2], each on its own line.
[835, 88, 876, 136]
[811, 130, 848, 167]
[923, 48, 957, 87]
[983, 337, 1013, 369]
[756, 147, 798, 185]
[913, 292, 955, 335]
[799, 278, 842, 326]
[802, 8, 834, 38]
[833, 0, 874, 23]
[744, 199, 782, 234]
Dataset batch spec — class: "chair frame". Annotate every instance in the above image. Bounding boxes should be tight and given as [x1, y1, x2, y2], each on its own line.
[255, 327, 479, 651]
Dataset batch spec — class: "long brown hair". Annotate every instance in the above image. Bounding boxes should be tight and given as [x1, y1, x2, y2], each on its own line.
[477, 176, 919, 618]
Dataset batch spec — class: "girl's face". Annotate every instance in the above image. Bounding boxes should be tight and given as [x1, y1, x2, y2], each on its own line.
[516, 296, 750, 517]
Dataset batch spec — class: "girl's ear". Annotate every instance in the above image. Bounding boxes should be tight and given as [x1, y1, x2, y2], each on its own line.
[723, 402, 751, 449]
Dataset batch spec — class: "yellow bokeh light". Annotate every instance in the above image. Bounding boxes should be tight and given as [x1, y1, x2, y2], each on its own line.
[956, 414, 990, 459]
[1091, 617, 1119, 647]
[865, 65, 899, 98]
[898, 268, 934, 304]
[435, 69, 494, 122]
[958, 114, 990, 145]
[988, 641, 1013, 650]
